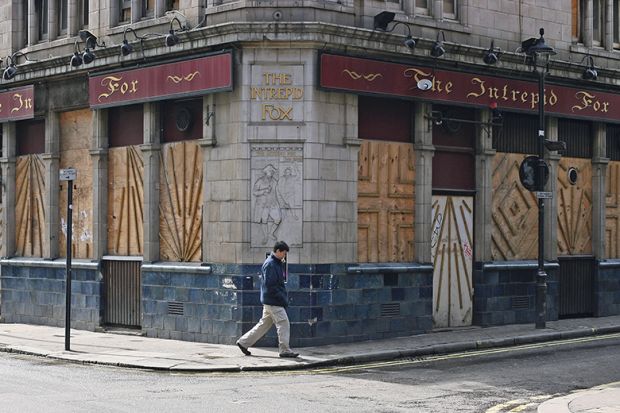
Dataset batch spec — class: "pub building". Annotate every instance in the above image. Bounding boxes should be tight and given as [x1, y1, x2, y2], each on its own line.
[0, 2, 619, 346]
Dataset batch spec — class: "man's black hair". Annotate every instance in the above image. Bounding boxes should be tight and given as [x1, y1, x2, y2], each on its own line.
[273, 241, 289, 252]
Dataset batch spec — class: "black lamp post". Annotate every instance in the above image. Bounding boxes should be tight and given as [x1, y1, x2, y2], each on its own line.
[522, 28, 556, 329]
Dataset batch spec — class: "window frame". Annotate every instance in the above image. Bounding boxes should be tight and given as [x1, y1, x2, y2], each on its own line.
[592, 0, 604, 46]
[443, 0, 458, 20]
[415, 0, 430, 16]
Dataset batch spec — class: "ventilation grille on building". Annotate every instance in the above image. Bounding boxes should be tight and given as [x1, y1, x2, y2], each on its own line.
[511, 296, 530, 310]
[381, 303, 401, 317]
[167, 301, 184, 316]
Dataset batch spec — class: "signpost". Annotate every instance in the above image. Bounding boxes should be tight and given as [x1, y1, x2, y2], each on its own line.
[60, 168, 76, 351]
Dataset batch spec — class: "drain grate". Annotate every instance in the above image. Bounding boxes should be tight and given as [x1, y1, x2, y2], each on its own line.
[381, 303, 401, 317]
[511, 296, 530, 310]
[167, 301, 184, 316]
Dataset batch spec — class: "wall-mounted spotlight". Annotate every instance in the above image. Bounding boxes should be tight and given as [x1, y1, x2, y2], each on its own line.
[70, 41, 83, 67]
[581, 55, 597, 80]
[431, 31, 446, 58]
[82, 48, 96, 64]
[2, 56, 17, 80]
[75, 30, 104, 65]
[373, 11, 396, 31]
[482, 40, 501, 65]
[79, 30, 105, 49]
[120, 27, 138, 56]
[2, 52, 33, 81]
[166, 17, 186, 47]
[119, 27, 162, 59]
[372, 11, 416, 49]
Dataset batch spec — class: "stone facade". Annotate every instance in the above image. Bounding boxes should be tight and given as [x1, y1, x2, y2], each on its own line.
[0, 1, 619, 346]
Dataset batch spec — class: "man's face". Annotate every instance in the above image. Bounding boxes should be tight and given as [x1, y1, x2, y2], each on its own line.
[274, 249, 287, 260]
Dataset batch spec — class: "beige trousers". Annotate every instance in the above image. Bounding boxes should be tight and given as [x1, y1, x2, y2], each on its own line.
[237, 304, 292, 353]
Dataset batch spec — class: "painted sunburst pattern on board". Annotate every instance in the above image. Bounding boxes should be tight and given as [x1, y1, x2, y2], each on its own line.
[159, 141, 203, 262]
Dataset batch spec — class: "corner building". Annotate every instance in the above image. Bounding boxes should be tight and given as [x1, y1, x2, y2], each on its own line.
[0, 0, 619, 346]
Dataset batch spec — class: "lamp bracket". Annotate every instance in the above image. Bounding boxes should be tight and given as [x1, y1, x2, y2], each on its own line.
[426, 110, 503, 134]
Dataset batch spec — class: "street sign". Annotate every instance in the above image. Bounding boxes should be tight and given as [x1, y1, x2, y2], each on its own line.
[59, 168, 77, 181]
[535, 191, 553, 199]
[519, 156, 548, 192]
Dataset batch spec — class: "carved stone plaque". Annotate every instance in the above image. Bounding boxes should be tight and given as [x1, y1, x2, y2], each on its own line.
[250, 65, 304, 123]
[250, 144, 303, 247]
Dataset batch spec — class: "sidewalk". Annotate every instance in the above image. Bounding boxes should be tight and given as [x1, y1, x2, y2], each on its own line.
[1, 316, 620, 410]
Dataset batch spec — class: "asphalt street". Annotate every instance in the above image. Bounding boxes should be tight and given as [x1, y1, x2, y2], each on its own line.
[1, 333, 618, 412]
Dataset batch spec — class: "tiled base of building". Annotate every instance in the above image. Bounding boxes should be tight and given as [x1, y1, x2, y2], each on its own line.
[0, 261, 101, 331]
[2, 259, 620, 346]
[141, 263, 434, 347]
[473, 261, 559, 326]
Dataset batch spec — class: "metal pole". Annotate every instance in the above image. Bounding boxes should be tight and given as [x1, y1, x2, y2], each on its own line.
[536, 66, 547, 329]
[65, 180, 73, 350]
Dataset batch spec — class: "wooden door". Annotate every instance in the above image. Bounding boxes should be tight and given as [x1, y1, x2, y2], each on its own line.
[431, 195, 474, 327]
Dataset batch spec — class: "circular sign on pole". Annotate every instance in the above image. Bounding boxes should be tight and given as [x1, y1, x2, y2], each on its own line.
[519, 155, 548, 192]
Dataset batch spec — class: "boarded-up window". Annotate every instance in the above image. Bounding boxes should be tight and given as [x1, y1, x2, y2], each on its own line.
[109, 104, 144, 148]
[432, 105, 475, 191]
[162, 99, 202, 143]
[493, 113, 538, 155]
[558, 119, 592, 159]
[607, 125, 620, 161]
[17, 119, 45, 155]
[358, 96, 412, 143]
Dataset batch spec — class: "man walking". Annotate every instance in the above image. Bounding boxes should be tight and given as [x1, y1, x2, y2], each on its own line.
[236, 241, 299, 358]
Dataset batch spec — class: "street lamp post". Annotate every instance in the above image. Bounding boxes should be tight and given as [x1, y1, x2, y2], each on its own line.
[523, 28, 556, 329]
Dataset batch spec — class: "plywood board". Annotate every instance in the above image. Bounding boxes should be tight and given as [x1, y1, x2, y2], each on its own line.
[108, 146, 144, 256]
[431, 195, 473, 328]
[557, 157, 592, 255]
[159, 141, 203, 262]
[58, 109, 93, 259]
[357, 140, 415, 262]
[15, 154, 45, 257]
[491, 153, 539, 260]
[605, 162, 620, 258]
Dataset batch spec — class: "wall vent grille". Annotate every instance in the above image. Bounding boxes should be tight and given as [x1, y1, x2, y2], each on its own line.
[511, 296, 530, 310]
[167, 301, 184, 316]
[381, 303, 401, 317]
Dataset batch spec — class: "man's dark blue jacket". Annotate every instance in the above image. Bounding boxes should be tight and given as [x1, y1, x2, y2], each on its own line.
[260, 253, 288, 308]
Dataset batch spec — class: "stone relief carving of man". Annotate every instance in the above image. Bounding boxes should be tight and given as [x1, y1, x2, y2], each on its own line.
[253, 164, 283, 244]
[277, 166, 299, 220]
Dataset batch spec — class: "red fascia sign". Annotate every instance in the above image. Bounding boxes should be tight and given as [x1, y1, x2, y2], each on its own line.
[89, 52, 233, 108]
[0, 85, 34, 122]
[319, 53, 618, 122]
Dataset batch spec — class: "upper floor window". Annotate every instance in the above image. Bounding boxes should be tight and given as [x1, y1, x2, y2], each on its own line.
[120, 0, 131, 23]
[167, 0, 180, 10]
[35, 0, 49, 40]
[614, 0, 620, 47]
[443, 0, 457, 20]
[415, 0, 430, 16]
[80, 0, 89, 27]
[144, 0, 155, 18]
[593, 0, 604, 45]
[58, 0, 68, 34]
[572, 0, 585, 42]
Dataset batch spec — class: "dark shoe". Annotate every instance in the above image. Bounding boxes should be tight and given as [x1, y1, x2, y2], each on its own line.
[279, 351, 299, 358]
[236, 342, 251, 356]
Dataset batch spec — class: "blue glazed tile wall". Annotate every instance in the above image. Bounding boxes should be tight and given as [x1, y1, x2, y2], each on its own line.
[596, 266, 620, 317]
[141, 265, 434, 347]
[0, 265, 101, 330]
[473, 265, 558, 326]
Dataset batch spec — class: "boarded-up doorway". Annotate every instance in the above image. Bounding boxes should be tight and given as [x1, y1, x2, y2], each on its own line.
[431, 195, 474, 327]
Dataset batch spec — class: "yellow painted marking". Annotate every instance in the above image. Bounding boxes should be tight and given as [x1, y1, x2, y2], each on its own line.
[507, 402, 538, 412]
[310, 332, 620, 374]
[485, 399, 527, 413]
